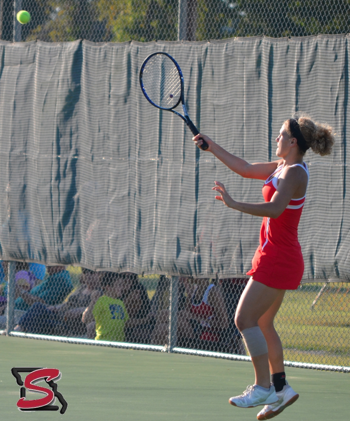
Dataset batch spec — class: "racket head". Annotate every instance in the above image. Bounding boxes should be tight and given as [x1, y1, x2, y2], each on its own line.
[139, 52, 184, 111]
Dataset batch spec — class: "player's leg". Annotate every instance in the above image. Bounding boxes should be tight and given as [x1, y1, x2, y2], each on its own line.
[229, 278, 284, 408]
[257, 293, 299, 420]
[235, 278, 285, 387]
[258, 291, 285, 374]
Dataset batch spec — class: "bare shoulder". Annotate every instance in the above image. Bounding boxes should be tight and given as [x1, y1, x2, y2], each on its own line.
[281, 163, 308, 182]
[278, 163, 308, 198]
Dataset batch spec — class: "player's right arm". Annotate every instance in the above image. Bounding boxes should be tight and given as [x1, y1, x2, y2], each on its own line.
[193, 134, 281, 180]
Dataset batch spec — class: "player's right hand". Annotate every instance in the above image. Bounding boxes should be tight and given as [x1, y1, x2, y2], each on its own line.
[193, 134, 213, 151]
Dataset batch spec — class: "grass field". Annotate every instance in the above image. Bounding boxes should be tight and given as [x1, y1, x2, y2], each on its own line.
[276, 283, 350, 367]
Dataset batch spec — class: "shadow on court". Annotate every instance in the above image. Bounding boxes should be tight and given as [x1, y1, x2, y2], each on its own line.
[0, 336, 348, 421]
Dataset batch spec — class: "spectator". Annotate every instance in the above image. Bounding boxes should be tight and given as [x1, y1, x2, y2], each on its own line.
[0, 261, 7, 284]
[28, 263, 46, 281]
[219, 278, 248, 354]
[83, 272, 129, 342]
[0, 270, 38, 330]
[0, 263, 40, 308]
[14, 266, 73, 312]
[150, 276, 194, 347]
[120, 272, 151, 344]
[0, 262, 7, 314]
[184, 278, 229, 352]
[14, 268, 102, 336]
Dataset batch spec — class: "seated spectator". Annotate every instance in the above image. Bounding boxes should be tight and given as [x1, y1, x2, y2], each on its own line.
[15, 270, 38, 290]
[0, 263, 40, 310]
[14, 266, 73, 312]
[83, 272, 129, 342]
[120, 272, 152, 344]
[28, 263, 46, 281]
[14, 268, 102, 336]
[0, 261, 7, 284]
[150, 276, 194, 347]
[183, 277, 229, 352]
[0, 269, 38, 330]
[219, 278, 248, 354]
[0, 262, 7, 314]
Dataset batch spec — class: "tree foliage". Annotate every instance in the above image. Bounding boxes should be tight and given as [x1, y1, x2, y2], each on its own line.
[5, 0, 350, 42]
[234, 0, 350, 37]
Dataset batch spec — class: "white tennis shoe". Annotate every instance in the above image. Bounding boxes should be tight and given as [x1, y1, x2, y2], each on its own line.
[229, 384, 279, 408]
[256, 383, 299, 419]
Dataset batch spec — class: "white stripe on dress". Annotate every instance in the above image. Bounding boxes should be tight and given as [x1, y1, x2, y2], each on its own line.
[261, 217, 270, 251]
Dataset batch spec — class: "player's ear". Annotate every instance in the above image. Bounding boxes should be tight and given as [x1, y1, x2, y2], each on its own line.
[290, 137, 297, 147]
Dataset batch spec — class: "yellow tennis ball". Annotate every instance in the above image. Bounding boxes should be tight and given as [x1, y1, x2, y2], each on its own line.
[16, 10, 31, 25]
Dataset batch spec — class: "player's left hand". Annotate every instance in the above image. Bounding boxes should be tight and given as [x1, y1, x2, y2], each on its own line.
[212, 181, 236, 208]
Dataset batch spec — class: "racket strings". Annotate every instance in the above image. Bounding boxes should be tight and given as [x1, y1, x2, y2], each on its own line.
[142, 55, 182, 109]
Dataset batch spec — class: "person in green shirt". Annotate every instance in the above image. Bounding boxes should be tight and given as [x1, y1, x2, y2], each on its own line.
[90, 273, 129, 342]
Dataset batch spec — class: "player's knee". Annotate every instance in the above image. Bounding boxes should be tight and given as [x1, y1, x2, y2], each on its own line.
[258, 318, 275, 335]
[234, 313, 250, 332]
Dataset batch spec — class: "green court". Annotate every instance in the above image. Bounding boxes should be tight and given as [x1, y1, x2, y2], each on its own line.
[0, 336, 348, 421]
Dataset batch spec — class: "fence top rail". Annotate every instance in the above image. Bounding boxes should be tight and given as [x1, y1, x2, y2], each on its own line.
[301, 278, 350, 284]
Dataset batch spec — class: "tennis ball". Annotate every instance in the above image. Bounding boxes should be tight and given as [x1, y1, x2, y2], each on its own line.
[16, 10, 31, 25]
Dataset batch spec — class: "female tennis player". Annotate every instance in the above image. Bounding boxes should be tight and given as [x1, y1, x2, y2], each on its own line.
[193, 115, 334, 419]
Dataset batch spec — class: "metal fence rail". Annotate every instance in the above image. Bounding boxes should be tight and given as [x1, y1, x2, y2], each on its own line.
[1, 263, 349, 371]
[1, 1, 350, 43]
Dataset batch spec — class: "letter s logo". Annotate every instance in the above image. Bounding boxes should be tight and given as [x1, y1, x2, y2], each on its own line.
[17, 368, 61, 410]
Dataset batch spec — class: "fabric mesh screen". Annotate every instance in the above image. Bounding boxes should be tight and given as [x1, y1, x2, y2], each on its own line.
[0, 37, 346, 281]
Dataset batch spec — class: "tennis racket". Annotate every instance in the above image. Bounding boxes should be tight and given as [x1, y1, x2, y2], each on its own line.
[139, 52, 208, 151]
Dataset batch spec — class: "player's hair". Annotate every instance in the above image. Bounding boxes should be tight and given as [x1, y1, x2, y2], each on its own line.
[286, 114, 335, 156]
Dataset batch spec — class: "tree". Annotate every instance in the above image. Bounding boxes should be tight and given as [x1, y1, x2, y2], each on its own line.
[1, 0, 15, 41]
[94, 0, 178, 42]
[5, 0, 350, 43]
[234, 0, 350, 37]
[25, 0, 103, 42]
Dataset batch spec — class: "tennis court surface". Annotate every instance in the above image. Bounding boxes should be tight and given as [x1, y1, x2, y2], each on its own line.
[0, 336, 348, 421]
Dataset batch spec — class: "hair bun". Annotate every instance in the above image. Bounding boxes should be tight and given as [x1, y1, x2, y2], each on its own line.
[297, 115, 335, 156]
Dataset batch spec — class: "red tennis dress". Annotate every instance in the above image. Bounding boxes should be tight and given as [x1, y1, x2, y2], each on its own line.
[246, 163, 309, 290]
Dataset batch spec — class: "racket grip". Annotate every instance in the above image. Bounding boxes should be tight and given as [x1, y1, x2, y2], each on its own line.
[186, 120, 209, 151]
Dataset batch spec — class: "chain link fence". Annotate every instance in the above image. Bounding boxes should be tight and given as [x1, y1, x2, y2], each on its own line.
[1, 263, 349, 369]
[0, 1, 349, 372]
[1, 1, 350, 43]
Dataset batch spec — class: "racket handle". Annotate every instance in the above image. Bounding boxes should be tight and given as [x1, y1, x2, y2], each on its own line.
[186, 120, 209, 151]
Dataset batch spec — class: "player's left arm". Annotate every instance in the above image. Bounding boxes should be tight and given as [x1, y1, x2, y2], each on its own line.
[213, 166, 305, 219]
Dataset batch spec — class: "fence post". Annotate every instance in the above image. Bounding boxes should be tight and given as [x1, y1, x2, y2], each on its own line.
[178, 0, 187, 41]
[178, 0, 197, 41]
[6, 261, 16, 334]
[13, 0, 22, 42]
[168, 276, 179, 352]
